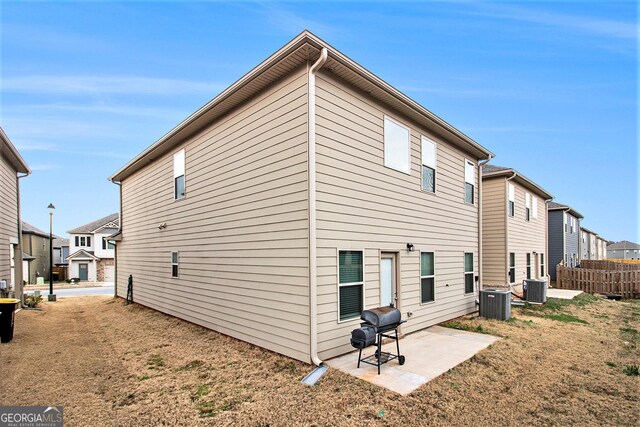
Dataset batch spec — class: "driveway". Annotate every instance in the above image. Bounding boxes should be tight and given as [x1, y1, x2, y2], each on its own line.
[30, 283, 114, 298]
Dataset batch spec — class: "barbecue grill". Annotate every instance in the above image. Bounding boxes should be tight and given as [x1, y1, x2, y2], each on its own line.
[350, 306, 406, 374]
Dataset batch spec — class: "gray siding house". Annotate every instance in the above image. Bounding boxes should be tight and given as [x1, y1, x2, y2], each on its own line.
[109, 31, 494, 364]
[21, 221, 53, 285]
[607, 241, 640, 260]
[0, 128, 30, 300]
[547, 201, 583, 281]
[579, 227, 597, 260]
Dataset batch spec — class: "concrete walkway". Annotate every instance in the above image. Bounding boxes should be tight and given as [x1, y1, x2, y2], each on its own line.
[547, 289, 583, 300]
[328, 325, 499, 395]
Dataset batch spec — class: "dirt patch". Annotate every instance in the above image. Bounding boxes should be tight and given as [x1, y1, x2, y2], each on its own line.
[1, 296, 638, 426]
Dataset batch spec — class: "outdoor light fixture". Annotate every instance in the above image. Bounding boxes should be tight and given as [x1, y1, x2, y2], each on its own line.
[406, 243, 415, 252]
[47, 203, 56, 302]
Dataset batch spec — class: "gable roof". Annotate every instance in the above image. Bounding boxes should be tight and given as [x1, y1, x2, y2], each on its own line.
[482, 164, 553, 200]
[579, 226, 597, 235]
[66, 249, 99, 260]
[110, 30, 493, 183]
[607, 240, 640, 250]
[548, 201, 583, 219]
[22, 221, 51, 238]
[67, 213, 119, 234]
[0, 127, 30, 174]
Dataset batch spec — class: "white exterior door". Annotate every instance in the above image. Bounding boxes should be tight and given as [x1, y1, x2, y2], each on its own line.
[104, 265, 114, 283]
[380, 253, 397, 307]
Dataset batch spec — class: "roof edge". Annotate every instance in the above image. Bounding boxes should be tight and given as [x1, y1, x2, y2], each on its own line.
[482, 168, 553, 200]
[110, 30, 493, 182]
[0, 127, 30, 174]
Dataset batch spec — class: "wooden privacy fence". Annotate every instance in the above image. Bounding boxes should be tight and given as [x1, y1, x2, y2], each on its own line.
[580, 260, 640, 271]
[556, 265, 640, 299]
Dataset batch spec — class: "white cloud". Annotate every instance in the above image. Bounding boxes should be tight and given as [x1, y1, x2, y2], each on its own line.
[1, 75, 226, 95]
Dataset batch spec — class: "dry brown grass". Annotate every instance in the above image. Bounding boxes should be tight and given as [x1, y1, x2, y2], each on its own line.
[1, 295, 638, 426]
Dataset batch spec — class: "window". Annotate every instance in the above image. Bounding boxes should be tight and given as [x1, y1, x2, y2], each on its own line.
[171, 252, 179, 278]
[464, 253, 474, 294]
[526, 253, 531, 279]
[338, 251, 363, 321]
[507, 183, 515, 217]
[509, 253, 516, 283]
[80, 236, 86, 246]
[540, 253, 545, 277]
[75, 236, 79, 246]
[383, 117, 410, 174]
[525, 193, 531, 222]
[86, 236, 91, 247]
[421, 136, 436, 193]
[174, 149, 186, 200]
[532, 196, 538, 219]
[102, 238, 115, 250]
[420, 252, 435, 303]
[464, 160, 475, 204]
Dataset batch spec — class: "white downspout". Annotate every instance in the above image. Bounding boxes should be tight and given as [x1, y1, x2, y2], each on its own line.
[477, 155, 493, 292]
[308, 47, 328, 366]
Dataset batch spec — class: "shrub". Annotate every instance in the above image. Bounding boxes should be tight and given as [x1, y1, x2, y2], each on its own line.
[23, 293, 43, 308]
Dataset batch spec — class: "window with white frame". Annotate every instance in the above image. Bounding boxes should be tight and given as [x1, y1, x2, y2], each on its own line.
[102, 237, 115, 250]
[525, 193, 531, 222]
[464, 253, 474, 294]
[75, 236, 79, 246]
[171, 252, 179, 277]
[526, 253, 532, 279]
[383, 117, 410, 174]
[540, 253, 545, 277]
[174, 149, 186, 200]
[509, 253, 516, 283]
[507, 183, 515, 217]
[421, 136, 436, 193]
[464, 160, 475, 204]
[338, 250, 363, 321]
[420, 252, 435, 303]
[532, 196, 538, 219]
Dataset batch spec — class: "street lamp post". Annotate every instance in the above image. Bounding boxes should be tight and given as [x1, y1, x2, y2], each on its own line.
[47, 203, 56, 302]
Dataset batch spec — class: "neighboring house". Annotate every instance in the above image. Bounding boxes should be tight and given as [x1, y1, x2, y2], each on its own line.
[596, 236, 608, 260]
[21, 221, 52, 285]
[579, 227, 598, 261]
[67, 213, 118, 282]
[481, 165, 553, 289]
[0, 128, 30, 300]
[607, 241, 640, 260]
[547, 201, 583, 281]
[53, 237, 69, 280]
[109, 31, 495, 363]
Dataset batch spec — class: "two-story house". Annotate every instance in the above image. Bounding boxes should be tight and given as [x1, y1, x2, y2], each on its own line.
[21, 221, 52, 285]
[53, 237, 69, 280]
[67, 213, 118, 282]
[481, 165, 553, 289]
[579, 227, 598, 261]
[548, 201, 583, 281]
[596, 236, 608, 260]
[0, 128, 29, 299]
[108, 31, 494, 364]
[607, 240, 640, 260]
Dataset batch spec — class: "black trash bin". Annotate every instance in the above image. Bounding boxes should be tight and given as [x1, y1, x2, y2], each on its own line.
[0, 298, 20, 343]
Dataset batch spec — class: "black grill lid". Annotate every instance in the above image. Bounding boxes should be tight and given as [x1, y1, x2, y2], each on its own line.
[361, 306, 401, 327]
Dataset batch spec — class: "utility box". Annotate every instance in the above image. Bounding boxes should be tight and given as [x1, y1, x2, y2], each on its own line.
[480, 289, 511, 320]
[524, 279, 547, 304]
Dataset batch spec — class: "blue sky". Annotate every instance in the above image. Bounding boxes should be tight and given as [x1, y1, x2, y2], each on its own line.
[1, 1, 637, 241]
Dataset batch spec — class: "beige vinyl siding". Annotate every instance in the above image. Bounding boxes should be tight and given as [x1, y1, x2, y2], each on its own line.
[314, 71, 480, 360]
[481, 177, 507, 286]
[0, 155, 18, 283]
[508, 182, 547, 283]
[116, 66, 311, 362]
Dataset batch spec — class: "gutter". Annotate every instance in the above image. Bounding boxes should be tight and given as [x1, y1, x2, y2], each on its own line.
[477, 154, 494, 291]
[308, 47, 328, 367]
[16, 172, 29, 307]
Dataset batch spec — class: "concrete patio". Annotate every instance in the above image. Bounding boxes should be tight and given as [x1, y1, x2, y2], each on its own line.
[547, 289, 583, 300]
[327, 325, 499, 395]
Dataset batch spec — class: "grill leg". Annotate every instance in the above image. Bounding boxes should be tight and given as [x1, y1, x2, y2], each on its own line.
[395, 328, 400, 357]
[357, 348, 362, 368]
[377, 335, 382, 375]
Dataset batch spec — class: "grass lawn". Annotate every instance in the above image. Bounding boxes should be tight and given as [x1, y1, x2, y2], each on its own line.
[1, 295, 638, 426]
